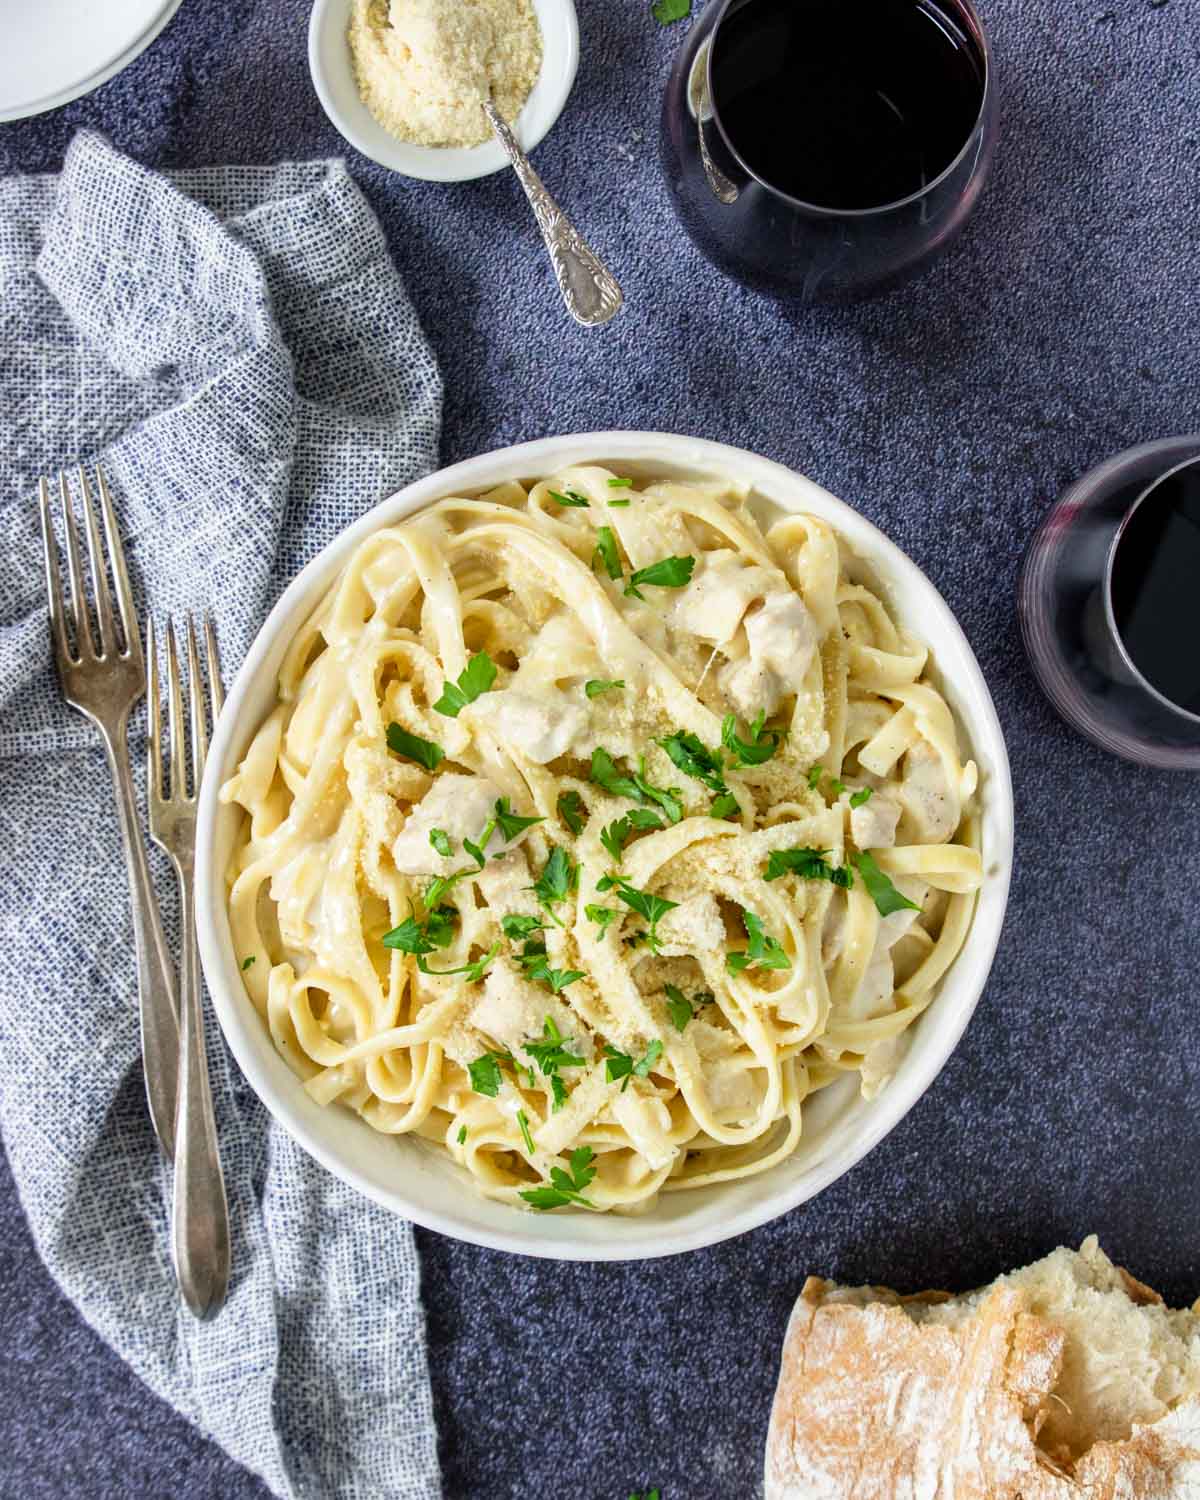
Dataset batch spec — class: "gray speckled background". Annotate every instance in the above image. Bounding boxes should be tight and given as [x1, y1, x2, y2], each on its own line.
[2, 0, 1199, 1496]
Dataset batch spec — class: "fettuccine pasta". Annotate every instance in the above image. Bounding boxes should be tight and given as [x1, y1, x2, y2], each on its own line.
[221, 465, 983, 1213]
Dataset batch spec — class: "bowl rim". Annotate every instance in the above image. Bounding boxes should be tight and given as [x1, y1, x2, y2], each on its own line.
[195, 431, 1014, 1261]
[307, 0, 580, 183]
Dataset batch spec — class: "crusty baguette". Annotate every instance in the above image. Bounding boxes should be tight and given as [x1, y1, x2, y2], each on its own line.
[765, 1237, 1200, 1499]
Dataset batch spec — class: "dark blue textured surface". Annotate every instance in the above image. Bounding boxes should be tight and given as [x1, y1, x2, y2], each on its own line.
[2, 1, 1199, 1496]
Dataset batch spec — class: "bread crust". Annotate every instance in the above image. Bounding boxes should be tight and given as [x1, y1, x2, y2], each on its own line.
[765, 1271, 1200, 1500]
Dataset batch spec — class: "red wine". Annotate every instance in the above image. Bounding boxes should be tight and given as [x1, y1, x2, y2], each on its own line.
[710, 0, 985, 212]
[1110, 463, 1200, 716]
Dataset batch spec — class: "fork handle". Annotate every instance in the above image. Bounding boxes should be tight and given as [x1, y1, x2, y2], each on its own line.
[103, 726, 180, 1160]
[173, 861, 230, 1320]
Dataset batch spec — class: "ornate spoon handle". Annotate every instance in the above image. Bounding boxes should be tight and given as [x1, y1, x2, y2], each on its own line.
[482, 98, 623, 328]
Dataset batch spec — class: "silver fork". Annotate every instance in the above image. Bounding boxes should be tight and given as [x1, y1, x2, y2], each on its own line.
[39, 469, 180, 1160]
[147, 615, 231, 1321]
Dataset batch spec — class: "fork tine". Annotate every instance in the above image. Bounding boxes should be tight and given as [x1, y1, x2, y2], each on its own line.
[185, 614, 208, 784]
[204, 617, 225, 719]
[147, 618, 163, 802]
[96, 468, 141, 663]
[59, 472, 93, 658]
[77, 467, 117, 656]
[39, 478, 70, 663]
[165, 618, 187, 800]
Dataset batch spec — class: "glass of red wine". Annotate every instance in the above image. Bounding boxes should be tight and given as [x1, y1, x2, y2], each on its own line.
[1019, 439, 1200, 770]
[660, 0, 997, 301]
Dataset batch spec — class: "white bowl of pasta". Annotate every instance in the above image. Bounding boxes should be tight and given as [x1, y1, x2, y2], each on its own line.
[196, 432, 1012, 1260]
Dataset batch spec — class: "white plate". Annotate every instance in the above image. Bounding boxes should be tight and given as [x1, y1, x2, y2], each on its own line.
[196, 432, 1014, 1262]
[0, 0, 183, 124]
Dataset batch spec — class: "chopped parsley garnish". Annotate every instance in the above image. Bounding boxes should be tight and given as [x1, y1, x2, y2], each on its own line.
[523, 949, 586, 994]
[607, 877, 678, 953]
[764, 847, 853, 888]
[523, 1015, 586, 1078]
[664, 983, 714, 1031]
[550, 1075, 568, 1111]
[417, 941, 500, 983]
[457, 1125, 467, 1145]
[386, 721, 444, 771]
[382, 909, 455, 956]
[660, 729, 727, 792]
[548, 488, 590, 509]
[494, 797, 544, 841]
[241, 956, 255, 971]
[607, 477, 633, 488]
[531, 845, 578, 925]
[607, 499, 631, 508]
[432, 650, 497, 718]
[468, 1050, 511, 1097]
[585, 903, 620, 938]
[710, 792, 739, 820]
[849, 786, 874, 809]
[721, 709, 782, 768]
[726, 909, 791, 974]
[557, 788, 586, 834]
[599, 808, 664, 864]
[852, 851, 922, 917]
[629, 1489, 662, 1500]
[501, 913, 545, 941]
[603, 1038, 664, 1090]
[829, 776, 847, 796]
[585, 678, 626, 699]
[517, 1109, 535, 1155]
[593, 525, 622, 581]
[807, 764, 825, 790]
[651, 0, 691, 22]
[429, 828, 453, 858]
[519, 1145, 597, 1210]
[462, 821, 494, 869]
[590, 747, 682, 824]
[623, 554, 695, 601]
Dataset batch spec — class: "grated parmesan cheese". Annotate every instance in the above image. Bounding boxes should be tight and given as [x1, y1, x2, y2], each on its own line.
[349, 0, 543, 149]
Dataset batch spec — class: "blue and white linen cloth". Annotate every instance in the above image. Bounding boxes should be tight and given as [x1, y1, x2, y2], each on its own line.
[0, 131, 443, 1500]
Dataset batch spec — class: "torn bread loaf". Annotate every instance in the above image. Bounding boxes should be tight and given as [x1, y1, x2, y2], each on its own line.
[765, 1236, 1200, 1499]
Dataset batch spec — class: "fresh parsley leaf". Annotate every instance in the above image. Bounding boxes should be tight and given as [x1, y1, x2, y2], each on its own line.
[591, 746, 643, 801]
[418, 941, 500, 983]
[610, 877, 678, 952]
[651, 0, 691, 21]
[829, 777, 846, 796]
[519, 1145, 597, 1209]
[808, 764, 825, 790]
[660, 729, 726, 792]
[433, 651, 497, 718]
[423, 904, 459, 948]
[710, 792, 739, 819]
[468, 1051, 510, 1097]
[664, 983, 714, 1031]
[852, 851, 922, 916]
[494, 797, 544, 841]
[600, 817, 630, 863]
[726, 909, 791, 974]
[386, 722, 444, 771]
[557, 788, 586, 835]
[593, 525, 622, 581]
[550, 1075, 568, 1112]
[382, 914, 436, 955]
[632, 762, 684, 824]
[502, 914, 545, 942]
[429, 828, 453, 858]
[721, 711, 781, 768]
[624, 554, 696, 600]
[764, 847, 853, 887]
[585, 678, 626, 699]
[607, 477, 633, 488]
[607, 499, 631, 508]
[548, 488, 590, 508]
[241, 956, 255, 971]
[849, 786, 874, 809]
[463, 828, 493, 869]
[539, 965, 586, 993]
[532, 845, 578, 925]
[457, 1125, 467, 1145]
[517, 1109, 535, 1155]
[523, 1015, 586, 1076]
[584, 903, 619, 938]
[604, 1039, 664, 1091]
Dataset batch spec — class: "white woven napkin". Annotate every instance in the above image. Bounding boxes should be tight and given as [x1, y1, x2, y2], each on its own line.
[0, 131, 443, 1500]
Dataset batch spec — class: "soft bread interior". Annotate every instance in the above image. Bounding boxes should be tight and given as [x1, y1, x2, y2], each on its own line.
[826, 1236, 1200, 1461]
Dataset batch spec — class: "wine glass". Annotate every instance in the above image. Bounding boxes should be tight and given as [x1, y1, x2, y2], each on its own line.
[659, 0, 998, 301]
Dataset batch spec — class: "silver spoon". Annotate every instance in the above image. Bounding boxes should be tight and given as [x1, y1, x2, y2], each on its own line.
[481, 97, 623, 328]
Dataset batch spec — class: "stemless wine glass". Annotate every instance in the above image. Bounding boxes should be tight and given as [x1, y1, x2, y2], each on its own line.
[660, 0, 997, 301]
[1018, 437, 1200, 770]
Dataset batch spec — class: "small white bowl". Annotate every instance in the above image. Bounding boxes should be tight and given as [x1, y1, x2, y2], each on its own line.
[196, 433, 1014, 1262]
[308, 0, 579, 183]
